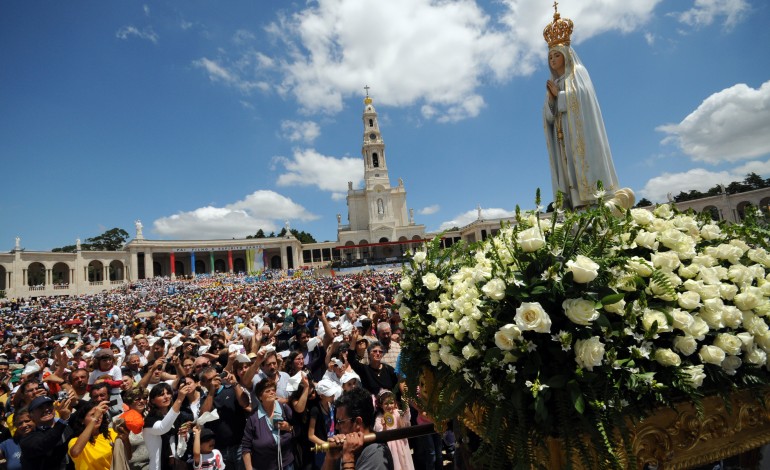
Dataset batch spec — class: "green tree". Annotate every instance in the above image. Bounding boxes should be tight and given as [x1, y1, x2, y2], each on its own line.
[277, 227, 287, 237]
[634, 198, 653, 207]
[86, 228, 129, 251]
[744, 172, 768, 190]
[291, 229, 317, 244]
[255, 229, 266, 238]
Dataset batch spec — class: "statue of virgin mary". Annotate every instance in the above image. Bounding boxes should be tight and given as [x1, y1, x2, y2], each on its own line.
[543, 5, 620, 209]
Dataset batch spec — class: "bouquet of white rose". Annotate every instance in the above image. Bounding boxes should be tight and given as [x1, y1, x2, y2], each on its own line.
[397, 190, 770, 469]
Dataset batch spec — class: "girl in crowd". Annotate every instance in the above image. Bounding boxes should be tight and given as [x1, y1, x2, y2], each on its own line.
[143, 381, 194, 470]
[374, 390, 414, 470]
[119, 387, 151, 470]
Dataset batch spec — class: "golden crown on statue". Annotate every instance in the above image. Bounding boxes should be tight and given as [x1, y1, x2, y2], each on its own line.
[543, 1, 573, 47]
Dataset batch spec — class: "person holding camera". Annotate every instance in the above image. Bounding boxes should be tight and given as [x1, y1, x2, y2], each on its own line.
[199, 365, 248, 470]
[242, 379, 296, 470]
[68, 400, 132, 470]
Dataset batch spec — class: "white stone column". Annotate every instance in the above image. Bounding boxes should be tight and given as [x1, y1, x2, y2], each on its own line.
[281, 245, 288, 270]
[144, 250, 153, 279]
[130, 252, 139, 281]
[103, 264, 109, 283]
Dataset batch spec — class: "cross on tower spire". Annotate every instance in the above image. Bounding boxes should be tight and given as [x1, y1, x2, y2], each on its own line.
[364, 85, 370, 97]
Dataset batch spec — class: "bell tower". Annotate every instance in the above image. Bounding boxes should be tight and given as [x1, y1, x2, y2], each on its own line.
[337, 86, 425, 256]
[362, 86, 390, 190]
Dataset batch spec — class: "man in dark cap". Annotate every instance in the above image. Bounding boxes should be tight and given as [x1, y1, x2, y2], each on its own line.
[20, 395, 73, 470]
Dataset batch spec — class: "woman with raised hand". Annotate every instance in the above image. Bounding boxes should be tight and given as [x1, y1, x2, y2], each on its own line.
[143, 381, 194, 470]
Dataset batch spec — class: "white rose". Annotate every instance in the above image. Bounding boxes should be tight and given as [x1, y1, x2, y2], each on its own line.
[700, 224, 723, 241]
[461, 343, 480, 360]
[653, 204, 674, 219]
[514, 302, 552, 333]
[658, 229, 693, 254]
[517, 227, 546, 252]
[603, 299, 626, 315]
[634, 231, 659, 250]
[699, 345, 726, 365]
[670, 308, 695, 331]
[678, 263, 700, 279]
[439, 346, 464, 371]
[630, 208, 655, 226]
[651, 251, 681, 272]
[398, 304, 411, 318]
[641, 309, 672, 333]
[713, 333, 742, 355]
[730, 239, 750, 253]
[736, 332, 754, 350]
[746, 347, 767, 366]
[627, 257, 653, 277]
[712, 244, 743, 264]
[683, 365, 706, 388]
[683, 316, 709, 340]
[734, 287, 762, 311]
[748, 248, 770, 268]
[481, 278, 507, 301]
[728, 265, 753, 287]
[719, 283, 738, 301]
[677, 291, 701, 311]
[698, 267, 722, 285]
[699, 284, 720, 300]
[566, 255, 600, 284]
[654, 348, 682, 366]
[400, 277, 413, 291]
[412, 251, 427, 264]
[722, 355, 742, 375]
[757, 333, 770, 352]
[494, 324, 521, 351]
[721, 306, 743, 329]
[422, 273, 441, 291]
[692, 254, 717, 268]
[574, 336, 605, 371]
[699, 304, 724, 329]
[743, 312, 769, 336]
[673, 335, 698, 356]
[562, 298, 600, 326]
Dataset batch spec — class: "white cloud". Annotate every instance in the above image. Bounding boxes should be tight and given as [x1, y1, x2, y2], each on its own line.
[152, 190, 318, 239]
[274, 149, 362, 199]
[438, 207, 517, 231]
[115, 25, 158, 44]
[220, 0, 659, 122]
[233, 29, 256, 45]
[143, 4, 150, 16]
[419, 205, 440, 215]
[657, 81, 770, 164]
[192, 57, 268, 94]
[640, 160, 770, 202]
[280, 120, 321, 143]
[672, 0, 749, 30]
[644, 32, 655, 45]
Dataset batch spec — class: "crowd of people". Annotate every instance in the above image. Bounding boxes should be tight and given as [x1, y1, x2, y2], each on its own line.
[0, 270, 453, 470]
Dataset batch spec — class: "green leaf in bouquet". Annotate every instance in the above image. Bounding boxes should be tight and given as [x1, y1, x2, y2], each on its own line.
[600, 292, 625, 306]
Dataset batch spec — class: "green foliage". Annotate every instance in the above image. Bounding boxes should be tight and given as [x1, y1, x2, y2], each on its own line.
[51, 227, 128, 252]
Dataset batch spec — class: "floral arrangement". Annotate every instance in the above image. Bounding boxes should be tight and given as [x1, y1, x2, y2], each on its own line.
[396, 191, 770, 469]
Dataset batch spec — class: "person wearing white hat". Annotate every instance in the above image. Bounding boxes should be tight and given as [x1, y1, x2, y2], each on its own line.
[308, 378, 341, 469]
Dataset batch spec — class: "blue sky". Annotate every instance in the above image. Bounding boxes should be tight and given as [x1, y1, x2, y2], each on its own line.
[2, 0, 769, 251]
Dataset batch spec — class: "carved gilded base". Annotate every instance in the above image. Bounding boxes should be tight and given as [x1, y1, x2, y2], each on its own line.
[420, 369, 770, 469]
[632, 387, 770, 469]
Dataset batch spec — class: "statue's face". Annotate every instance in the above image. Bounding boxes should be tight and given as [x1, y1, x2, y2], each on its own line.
[548, 50, 565, 75]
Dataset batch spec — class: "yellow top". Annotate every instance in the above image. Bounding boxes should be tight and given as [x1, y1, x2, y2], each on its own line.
[68, 429, 118, 470]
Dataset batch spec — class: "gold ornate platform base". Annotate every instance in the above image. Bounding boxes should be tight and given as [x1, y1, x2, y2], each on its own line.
[632, 387, 770, 469]
[420, 367, 770, 469]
